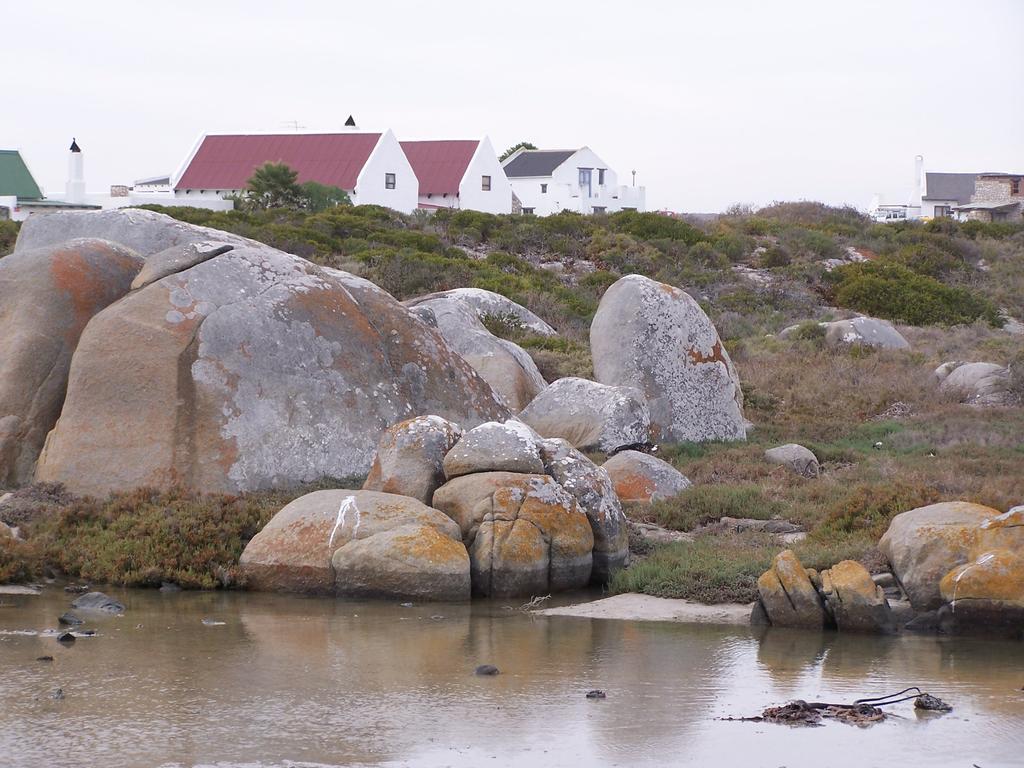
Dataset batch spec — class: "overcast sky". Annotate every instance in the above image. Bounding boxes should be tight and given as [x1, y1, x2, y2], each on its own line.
[4, 0, 1021, 212]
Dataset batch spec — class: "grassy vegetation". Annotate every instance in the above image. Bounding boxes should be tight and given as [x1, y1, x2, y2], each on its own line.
[0, 219, 18, 255]
[0, 484, 328, 588]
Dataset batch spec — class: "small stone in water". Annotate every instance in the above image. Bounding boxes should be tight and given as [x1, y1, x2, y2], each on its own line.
[56, 632, 75, 644]
[586, 690, 607, 699]
[36, 655, 54, 662]
[51, 688, 65, 700]
[475, 664, 500, 676]
[400, 602, 413, 607]
[58, 612, 83, 626]
[201, 618, 225, 626]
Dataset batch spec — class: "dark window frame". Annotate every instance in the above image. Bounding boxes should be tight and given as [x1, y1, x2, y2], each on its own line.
[385, 173, 396, 190]
[481, 175, 491, 191]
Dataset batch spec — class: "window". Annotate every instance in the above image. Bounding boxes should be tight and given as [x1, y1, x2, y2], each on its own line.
[934, 205, 950, 218]
[1012, 178, 1021, 195]
[578, 168, 592, 198]
[522, 207, 535, 215]
[481, 175, 491, 191]
[385, 173, 396, 190]
[540, 183, 547, 193]
[598, 169, 606, 186]
[593, 206, 606, 214]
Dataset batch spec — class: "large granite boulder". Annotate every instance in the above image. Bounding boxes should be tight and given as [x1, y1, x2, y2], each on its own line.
[601, 450, 691, 505]
[935, 361, 1013, 406]
[757, 550, 830, 628]
[363, 416, 463, 504]
[518, 377, 651, 454]
[878, 501, 998, 611]
[34, 238, 507, 496]
[764, 444, 820, 478]
[590, 274, 745, 443]
[819, 560, 894, 633]
[442, 420, 544, 479]
[406, 288, 556, 336]
[976, 506, 1024, 553]
[239, 490, 470, 600]
[431, 472, 593, 596]
[939, 548, 1024, 630]
[0, 238, 144, 486]
[409, 298, 545, 412]
[14, 207, 257, 256]
[539, 438, 629, 582]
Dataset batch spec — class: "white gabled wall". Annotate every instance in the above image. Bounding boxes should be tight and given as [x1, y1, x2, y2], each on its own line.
[354, 129, 418, 213]
[457, 136, 513, 214]
[507, 146, 646, 216]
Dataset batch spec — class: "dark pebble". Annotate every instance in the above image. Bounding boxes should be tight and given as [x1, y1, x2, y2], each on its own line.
[36, 655, 54, 662]
[63, 584, 89, 594]
[586, 690, 607, 699]
[51, 688, 65, 700]
[56, 632, 75, 644]
[475, 664, 500, 676]
[58, 612, 83, 626]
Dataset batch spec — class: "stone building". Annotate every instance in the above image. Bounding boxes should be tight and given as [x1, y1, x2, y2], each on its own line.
[955, 172, 1023, 222]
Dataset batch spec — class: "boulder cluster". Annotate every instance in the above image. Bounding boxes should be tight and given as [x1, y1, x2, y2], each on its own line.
[241, 416, 630, 599]
[2, 209, 752, 601]
[756, 501, 1023, 635]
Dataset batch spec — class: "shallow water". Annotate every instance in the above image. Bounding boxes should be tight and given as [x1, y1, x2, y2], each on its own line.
[1, 587, 1021, 768]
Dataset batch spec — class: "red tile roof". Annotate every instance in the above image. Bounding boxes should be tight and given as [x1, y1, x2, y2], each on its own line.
[175, 133, 382, 191]
[400, 140, 479, 195]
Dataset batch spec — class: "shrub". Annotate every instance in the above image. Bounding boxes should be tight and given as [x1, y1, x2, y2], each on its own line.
[0, 219, 18, 256]
[759, 245, 792, 268]
[25, 487, 296, 588]
[643, 485, 784, 531]
[607, 210, 705, 245]
[830, 262, 1001, 326]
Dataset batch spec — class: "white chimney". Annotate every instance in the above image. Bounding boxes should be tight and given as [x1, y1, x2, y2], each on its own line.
[65, 138, 86, 204]
[909, 154, 924, 210]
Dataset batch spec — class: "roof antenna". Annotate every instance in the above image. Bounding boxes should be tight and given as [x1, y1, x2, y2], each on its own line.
[70, 137, 81, 153]
[280, 120, 306, 132]
[345, 115, 357, 127]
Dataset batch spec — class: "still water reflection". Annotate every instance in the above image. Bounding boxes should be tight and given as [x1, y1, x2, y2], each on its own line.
[1, 587, 1021, 767]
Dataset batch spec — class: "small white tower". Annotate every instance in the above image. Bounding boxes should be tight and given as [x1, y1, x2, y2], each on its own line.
[65, 138, 86, 204]
[908, 154, 924, 217]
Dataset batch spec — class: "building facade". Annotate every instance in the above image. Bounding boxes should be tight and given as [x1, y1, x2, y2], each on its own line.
[169, 130, 419, 213]
[400, 137, 512, 214]
[501, 147, 645, 216]
[955, 173, 1024, 222]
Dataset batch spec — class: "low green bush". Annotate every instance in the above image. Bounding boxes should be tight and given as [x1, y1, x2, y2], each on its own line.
[830, 261, 1001, 326]
[644, 484, 783, 532]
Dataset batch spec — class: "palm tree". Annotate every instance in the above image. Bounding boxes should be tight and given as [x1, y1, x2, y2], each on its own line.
[244, 163, 303, 210]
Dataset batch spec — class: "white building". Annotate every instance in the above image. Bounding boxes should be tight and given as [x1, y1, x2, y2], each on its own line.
[167, 129, 419, 213]
[501, 146, 645, 216]
[0, 142, 102, 222]
[400, 137, 512, 214]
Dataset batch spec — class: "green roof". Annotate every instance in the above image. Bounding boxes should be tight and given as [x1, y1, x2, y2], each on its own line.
[0, 149, 43, 200]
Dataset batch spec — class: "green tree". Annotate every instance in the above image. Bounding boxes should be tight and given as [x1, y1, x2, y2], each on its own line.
[500, 141, 537, 162]
[243, 162, 303, 210]
[299, 181, 351, 212]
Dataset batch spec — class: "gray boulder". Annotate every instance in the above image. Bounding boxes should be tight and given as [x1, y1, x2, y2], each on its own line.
[764, 444, 820, 478]
[131, 242, 234, 290]
[539, 439, 629, 583]
[935, 361, 1014, 406]
[34, 237, 507, 496]
[823, 317, 909, 349]
[518, 377, 651, 454]
[410, 298, 546, 412]
[442, 420, 544, 479]
[602, 450, 692, 505]
[590, 274, 745, 443]
[240, 490, 470, 600]
[14, 207, 257, 256]
[363, 415, 464, 504]
[0, 238, 144, 486]
[407, 287, 556, 336]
